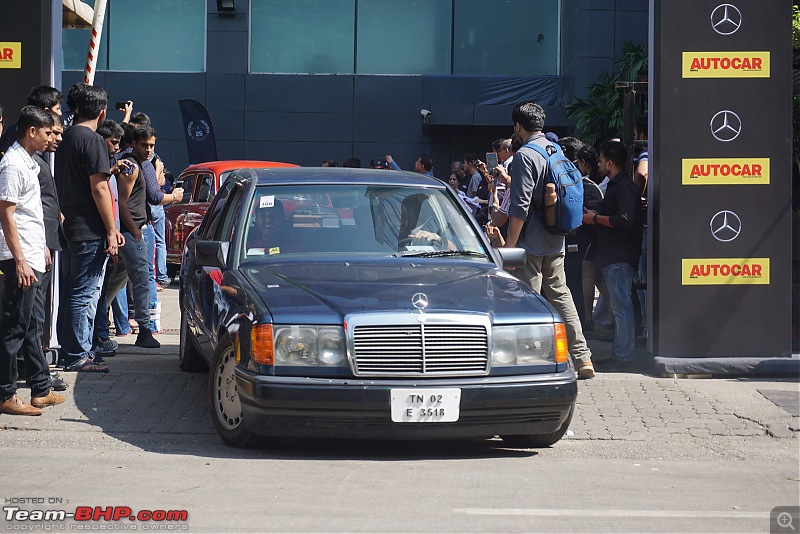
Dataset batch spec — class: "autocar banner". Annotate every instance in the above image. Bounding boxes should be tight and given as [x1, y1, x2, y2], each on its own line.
[178, 99, 218, 164]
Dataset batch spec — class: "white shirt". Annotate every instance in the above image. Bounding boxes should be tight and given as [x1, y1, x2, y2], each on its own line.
[0, 142, 46, 272]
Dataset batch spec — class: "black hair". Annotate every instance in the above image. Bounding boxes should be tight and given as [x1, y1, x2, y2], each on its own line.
[27, 85, 62, 110]
[598, 140, 628, 170]
[511, 102, 546, 132]
[418, 154, 433, 172]
[635, 115, 648, 138]
[557, 136, 584, 162]
[16, 105, 54, 139]
[97, 119, 124, 140]
[120, 122, 137, 146]
[342, 157, 361, 168]
[66, 83, 108, 121]
[462, 153, 479, 165]
[321, 159, 338, 167]
[49, 110, 63, 127]
[129, 112, 151, 127]
[132, 125, 157, 143]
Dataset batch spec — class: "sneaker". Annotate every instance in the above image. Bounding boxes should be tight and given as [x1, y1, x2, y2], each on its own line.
[575, 360, 596, 380]
[156, 278, 171, 289]
[31, 391, 66, 407]
[135, 328, 161, 349]
[0, 395, 42, 416]
[48, 376, 68, 391]
[92, 338, 118, 356]
[64, 357, 109, 373]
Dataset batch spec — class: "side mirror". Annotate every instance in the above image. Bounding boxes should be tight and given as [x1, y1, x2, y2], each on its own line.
[196, 240, 226, 268]
[496, 247, 526, 268]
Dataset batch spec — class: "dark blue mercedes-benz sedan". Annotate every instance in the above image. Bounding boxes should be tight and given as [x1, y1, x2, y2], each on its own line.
[178, 167, 577, 448]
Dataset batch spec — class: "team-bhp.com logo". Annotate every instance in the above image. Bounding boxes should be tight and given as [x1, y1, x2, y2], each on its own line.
[682, 258, 769, 285]
[682, 158, 769, 185]
[682, 51, 769, 78]
[4, 505, 189, 529]
[0, 42, 21, 69]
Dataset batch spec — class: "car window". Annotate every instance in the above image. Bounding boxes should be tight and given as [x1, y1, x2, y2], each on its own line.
[214, 184, 244, 242]
[177, 173, 195, 204]
[197, 179, 237, 240]
[241, 184, 488, 261]
[195, 173, 215, 203]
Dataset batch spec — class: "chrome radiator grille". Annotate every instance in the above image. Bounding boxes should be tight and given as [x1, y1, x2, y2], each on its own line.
[352, 323, 489, 376]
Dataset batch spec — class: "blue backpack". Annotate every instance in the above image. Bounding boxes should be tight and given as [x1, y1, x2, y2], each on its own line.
[525, 141, 584, 235]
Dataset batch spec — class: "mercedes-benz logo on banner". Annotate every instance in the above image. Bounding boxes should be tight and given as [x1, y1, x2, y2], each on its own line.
[710, 210, 742, 242]
[411, 293, 429, 311]
[711, 4, 742, 35]
[710, 110, 742, 142]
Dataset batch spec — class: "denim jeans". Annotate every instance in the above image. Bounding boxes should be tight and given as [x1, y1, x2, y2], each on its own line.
[142, 224, 159, 330]
[104, 229, 154, 332]
[150, 204, 168, 283]
[1, 260, 51, 399]
[599, 262, 636, 361]
[57, 239, 107, 367]
[111, 286, 130, 335]
[635, 224, 648, 332]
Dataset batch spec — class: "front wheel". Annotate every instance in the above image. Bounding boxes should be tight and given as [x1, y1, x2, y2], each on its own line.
[209, 334, 258, 448]
[501, 405, 574, 448]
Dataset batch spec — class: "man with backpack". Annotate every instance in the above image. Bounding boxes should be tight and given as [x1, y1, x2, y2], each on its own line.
[503, 102, 595, 379]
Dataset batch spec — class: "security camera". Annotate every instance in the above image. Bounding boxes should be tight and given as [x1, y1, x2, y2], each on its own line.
[420, 109, 432, 123]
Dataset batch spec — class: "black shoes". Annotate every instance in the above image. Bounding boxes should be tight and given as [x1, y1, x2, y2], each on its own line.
[135, 328, 161, 349]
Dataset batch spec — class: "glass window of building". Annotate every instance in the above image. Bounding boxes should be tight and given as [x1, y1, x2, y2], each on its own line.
[62, 0, 205, 72]
[356, 0, 451, 75]
[250, 0, 356, 74]
[453, 0, 559, 76]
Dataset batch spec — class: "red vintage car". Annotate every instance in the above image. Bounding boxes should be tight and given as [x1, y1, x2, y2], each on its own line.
[165, 160, 298, 270]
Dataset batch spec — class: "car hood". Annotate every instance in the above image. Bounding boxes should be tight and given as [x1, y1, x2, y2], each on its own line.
[239, 261, 556, 324]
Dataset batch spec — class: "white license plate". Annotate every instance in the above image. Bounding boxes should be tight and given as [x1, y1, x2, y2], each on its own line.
[390, 388, 461, 423]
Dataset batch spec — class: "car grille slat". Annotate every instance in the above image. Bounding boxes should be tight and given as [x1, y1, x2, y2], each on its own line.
[352, 323, 488, 376]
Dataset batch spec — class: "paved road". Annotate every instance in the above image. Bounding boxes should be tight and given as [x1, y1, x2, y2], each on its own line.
[1, 285, 798, 533]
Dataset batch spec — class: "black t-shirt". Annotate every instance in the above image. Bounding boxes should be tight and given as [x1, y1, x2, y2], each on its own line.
[122, 155, 148, 230]
[33, 152, 62, 251]
[54, 125, 110, 241]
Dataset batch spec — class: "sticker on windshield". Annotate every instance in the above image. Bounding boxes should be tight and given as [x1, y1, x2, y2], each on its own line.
[322, 218, 339, 228]
[259, 195, 275, 208]
[268, 247, 280, 255]
[247, 248, 266, 256]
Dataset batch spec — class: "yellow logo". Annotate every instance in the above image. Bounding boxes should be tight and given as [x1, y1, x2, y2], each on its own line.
[682, 51, 769, 78]
[682, 258, 770, 285]
[682, 158, 769, 185]
[0, 42, 21, 69]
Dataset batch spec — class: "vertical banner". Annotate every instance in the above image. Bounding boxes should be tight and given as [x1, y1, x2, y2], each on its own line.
[178, 99, 219, 164]
[649, 1, 792, 359]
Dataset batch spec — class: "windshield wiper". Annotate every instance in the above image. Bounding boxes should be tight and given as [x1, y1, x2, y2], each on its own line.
[392, 250, 488, 258]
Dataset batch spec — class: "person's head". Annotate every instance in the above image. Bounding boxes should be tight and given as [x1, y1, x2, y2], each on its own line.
[558, 136, 584, 163]
[254, 199, 285, 239]
[575, 145, 599, 179]
[321, 159, 338, 167]
[342, 157, 361, 168]
[27, 85, 62, 115]
[129, 112, 151, 127]
[46, 111, 64, 153]
[462, 153, 480, 173]
[544, 131, 559, 144]
[414, 154, 433, 173]
[493, 138, 513, 164]
[97, 119, 125, 156]
[131, 125, 157, 161]
[450, 161, 464, 177]
[634, 115, 648, 141]
[511, 102, 545, 141]
[598, 140, 628, 178]
[120, 122, 137, 149]
[66, 83, 108, 122]
[16, 105, 54, 153]
[400, 194, 425, 236]
[448, 173, 460, 188]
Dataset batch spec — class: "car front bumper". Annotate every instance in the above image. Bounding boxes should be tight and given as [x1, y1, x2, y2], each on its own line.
[236, 368, 577, 440]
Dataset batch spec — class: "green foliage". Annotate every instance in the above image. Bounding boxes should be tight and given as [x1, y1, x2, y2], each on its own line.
[793, 5, 800, 49]
[565, 41, 648, 147]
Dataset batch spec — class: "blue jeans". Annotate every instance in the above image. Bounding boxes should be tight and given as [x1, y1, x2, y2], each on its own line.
[104, 228, 154, 332]
[635, 224, 647, 331]
[142, 224, 159, 330]
[599, 262, 636, 361]
[150, 204, 168, 283]
[57, 239, 107, 367]
[112, 287, 130, 335]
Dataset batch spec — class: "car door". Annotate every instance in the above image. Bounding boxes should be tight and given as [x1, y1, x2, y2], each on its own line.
[165, 171, 197, 264]
[190, 178, 244, 354]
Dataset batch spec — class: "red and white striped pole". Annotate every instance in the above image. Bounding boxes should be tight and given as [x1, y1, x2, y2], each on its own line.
[83, 0, 108, 85]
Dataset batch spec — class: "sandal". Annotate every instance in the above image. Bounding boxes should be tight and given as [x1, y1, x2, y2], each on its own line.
[64, 357, 109, 373]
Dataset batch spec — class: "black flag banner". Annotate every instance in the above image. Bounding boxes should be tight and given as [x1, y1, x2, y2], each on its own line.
[178, 99, 218, 164]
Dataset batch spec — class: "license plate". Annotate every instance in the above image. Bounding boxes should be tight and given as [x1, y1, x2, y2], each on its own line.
[390, 388, 461, 423]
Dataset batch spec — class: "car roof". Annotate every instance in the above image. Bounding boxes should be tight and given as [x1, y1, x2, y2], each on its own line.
[180, 160, 299, 174]
[245, 167, 447, 188]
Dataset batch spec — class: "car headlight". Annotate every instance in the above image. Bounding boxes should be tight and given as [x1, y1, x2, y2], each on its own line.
[273, 325, 347, 367]
[491, 324, 559, 366]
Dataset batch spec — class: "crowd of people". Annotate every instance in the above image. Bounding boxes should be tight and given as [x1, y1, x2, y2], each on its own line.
[0, 84, 182, 416]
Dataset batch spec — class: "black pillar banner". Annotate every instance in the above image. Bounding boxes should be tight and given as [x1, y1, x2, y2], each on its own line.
[649, 0, 793, 358]
[178, 99, 218, 165]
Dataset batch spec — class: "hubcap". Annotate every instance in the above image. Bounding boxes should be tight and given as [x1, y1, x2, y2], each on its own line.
[214, 347, 242, 430]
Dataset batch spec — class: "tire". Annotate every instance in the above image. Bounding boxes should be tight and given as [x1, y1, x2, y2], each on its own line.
[501, 405, 574, 448]
[209, 334, 259, 448]
[179, 312, 208, 372]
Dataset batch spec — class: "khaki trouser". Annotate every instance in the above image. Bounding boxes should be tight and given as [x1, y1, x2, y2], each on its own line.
[514, 251, 592, 364]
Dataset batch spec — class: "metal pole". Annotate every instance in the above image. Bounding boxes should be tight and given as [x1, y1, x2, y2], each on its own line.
[83, 0, 108, 85]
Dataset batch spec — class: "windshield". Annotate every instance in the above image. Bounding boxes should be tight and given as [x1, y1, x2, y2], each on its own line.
[240, 184, 489, 262]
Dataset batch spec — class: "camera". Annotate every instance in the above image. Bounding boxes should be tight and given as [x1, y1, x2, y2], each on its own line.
[420, 109, 432, 123]
[115, 101, 127, 111]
